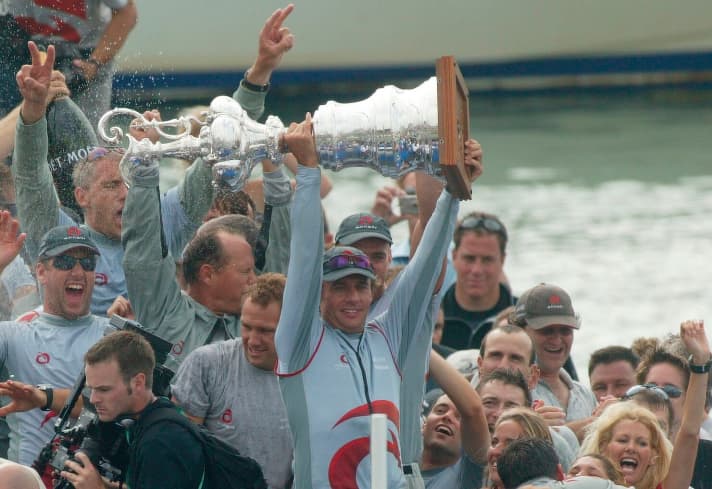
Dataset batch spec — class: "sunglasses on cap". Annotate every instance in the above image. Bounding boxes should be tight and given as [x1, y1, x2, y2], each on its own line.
[458, 215, 508, 240]
[52, 255, 97, 272]
[623, 383, 682, 401]
[323, 254, 373, 274]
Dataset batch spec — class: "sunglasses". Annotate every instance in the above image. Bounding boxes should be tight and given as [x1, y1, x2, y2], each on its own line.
[323, 254, 373, 274]
[623, 383, 682, 401]
[458, 215, 508, 240]
[52, 255, 97, 272]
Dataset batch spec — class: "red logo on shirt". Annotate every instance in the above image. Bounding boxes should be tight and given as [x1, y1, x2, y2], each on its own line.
[221, 409, 233, 424]
[95, 273, 108, 286]
[339, 354, 349, 364]
[172, 341, 184, 356]
[328, 401, 402, 489]
[36, 352, 51, 364]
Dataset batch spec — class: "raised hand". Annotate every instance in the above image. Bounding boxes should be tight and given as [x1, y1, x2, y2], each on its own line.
[249, 4, 295, 84]
[680, 319, 711, 365]
[282, 113, 317, 168]
[0, 211, 26, 274]
[16, 42, 55, 105]
[16, 41, 56, 123]
[464, 138, 483, 184]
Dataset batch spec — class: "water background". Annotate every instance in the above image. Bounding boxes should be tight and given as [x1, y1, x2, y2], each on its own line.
[153, 86, 712, 382]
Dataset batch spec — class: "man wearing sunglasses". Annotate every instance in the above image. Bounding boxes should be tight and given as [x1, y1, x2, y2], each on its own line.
[274, 115, 482, 489]
[0, 216, 109, 467]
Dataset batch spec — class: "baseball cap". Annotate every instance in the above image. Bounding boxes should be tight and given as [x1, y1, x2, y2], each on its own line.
[514, 283, 579, 330]
[322, 246, 375, 282]
[38, 225, 100, 259]
[335, 213, 392, 246]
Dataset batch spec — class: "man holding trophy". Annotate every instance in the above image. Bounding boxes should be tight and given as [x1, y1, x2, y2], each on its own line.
[273, 111, 482, 489]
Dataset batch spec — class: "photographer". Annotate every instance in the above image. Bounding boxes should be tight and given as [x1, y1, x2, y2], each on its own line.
[0, 330, 204, 489]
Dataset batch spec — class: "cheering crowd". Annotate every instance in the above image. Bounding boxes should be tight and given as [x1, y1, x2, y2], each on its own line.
[0, 3, 711, 489]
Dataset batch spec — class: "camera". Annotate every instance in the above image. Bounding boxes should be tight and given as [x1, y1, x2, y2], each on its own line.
[398, 191, 418, 216]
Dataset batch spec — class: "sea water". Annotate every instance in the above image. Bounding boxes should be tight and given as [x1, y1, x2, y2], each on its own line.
[159, 87, 712, 379]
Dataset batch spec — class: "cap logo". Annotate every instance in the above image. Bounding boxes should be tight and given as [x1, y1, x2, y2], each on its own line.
[342, 249, 355, 256]
[357, 215, 373, 226]
[67, 226, 82, 237]
[547, 295, 563, 310]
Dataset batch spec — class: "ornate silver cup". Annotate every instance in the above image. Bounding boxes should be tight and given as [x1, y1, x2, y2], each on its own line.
[97, 77, 441, 192]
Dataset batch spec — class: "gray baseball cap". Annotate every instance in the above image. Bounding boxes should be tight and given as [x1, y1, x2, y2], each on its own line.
[38, 225, 100, 259]
[335, 213, 392, 245]
[514, 283, 579, 330]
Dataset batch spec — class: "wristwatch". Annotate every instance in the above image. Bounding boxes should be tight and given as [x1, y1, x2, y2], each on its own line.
[36, 384, 53, 411]
[688, 354, 712, 374]
[241, 70, 270, 92]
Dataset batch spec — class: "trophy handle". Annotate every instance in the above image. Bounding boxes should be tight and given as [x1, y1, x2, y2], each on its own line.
[97, 108, 144, 145]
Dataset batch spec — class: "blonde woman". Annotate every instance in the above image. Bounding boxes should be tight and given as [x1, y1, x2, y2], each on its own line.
[580, 402, 671, 489]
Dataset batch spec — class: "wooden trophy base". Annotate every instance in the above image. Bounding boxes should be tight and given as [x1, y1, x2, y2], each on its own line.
[436, 56, 471, 200]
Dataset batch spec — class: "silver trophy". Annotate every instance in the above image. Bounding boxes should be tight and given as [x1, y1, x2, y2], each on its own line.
[97, 77, 441, 192]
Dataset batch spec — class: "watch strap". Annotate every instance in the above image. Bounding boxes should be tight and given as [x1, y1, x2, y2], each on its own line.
[241, 71, 270, 93]
[37, 385, 53, 411]
[688, 354, 712, 374]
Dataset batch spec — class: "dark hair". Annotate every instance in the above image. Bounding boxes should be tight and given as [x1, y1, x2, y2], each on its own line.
[85, 331, 155, 388]
[627, 389, 674, 436]
[182, 214, 257, 285]
[422, 388, 445, 417]
[588, 345, 640, 377]
[452, 211, 507, 255]
[479, 324, 535, 366]
[244, 273, 286, 308]
[497, 437, 559, 489]
[636, 348, 690, 390]
[209, 190, 256, 218]
[477, 368, 532, 407]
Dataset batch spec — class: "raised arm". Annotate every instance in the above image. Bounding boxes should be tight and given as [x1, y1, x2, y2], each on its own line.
[72, 0, 138, 80]
[380, 144, 482, 366]
[428, 349, 490, 463]
[274, 115, 323, 373]
[410, 138, 483, 292]
[13, 43, 73, 260]
[121, 149, 191, 345]
[663, 320, 711, 489]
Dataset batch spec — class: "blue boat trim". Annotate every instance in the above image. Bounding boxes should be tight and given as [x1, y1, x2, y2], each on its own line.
[114, 50, 712, 93]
